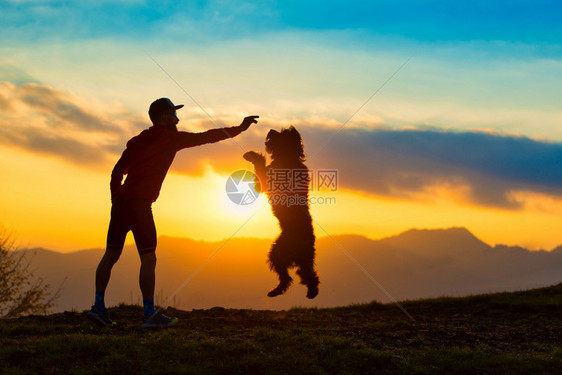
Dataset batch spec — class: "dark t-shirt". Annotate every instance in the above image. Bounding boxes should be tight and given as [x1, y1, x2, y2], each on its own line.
[111, 125, 243, 201]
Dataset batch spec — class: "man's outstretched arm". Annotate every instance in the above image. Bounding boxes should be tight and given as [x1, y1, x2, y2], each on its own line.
[176, 115, 259, 149]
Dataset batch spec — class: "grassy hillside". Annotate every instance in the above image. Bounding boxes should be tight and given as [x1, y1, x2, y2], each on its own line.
[1, 283, 561, 374]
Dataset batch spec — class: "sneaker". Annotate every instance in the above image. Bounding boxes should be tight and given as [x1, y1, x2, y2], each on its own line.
[87, 305, 116, 327]
[142, 311, 179, 328]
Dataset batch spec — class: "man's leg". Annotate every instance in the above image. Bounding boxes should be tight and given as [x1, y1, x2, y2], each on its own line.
[139, 251, 156, 316]
[93, 195, 128, 312]
[95, 249, 123, 296]
[131, 198, 176, 326]
[138, 250, 177, 327]
[130, 197, 158, 318]
[89, 245, 123, 326]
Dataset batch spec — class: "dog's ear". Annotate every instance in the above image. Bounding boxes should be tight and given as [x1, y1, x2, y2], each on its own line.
[288, 126, 302, 141]
[265, 129, 280, 155]
[266, 129, 280, 141]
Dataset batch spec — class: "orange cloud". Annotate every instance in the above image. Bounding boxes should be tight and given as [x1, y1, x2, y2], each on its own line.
[0, 81, 144, 168]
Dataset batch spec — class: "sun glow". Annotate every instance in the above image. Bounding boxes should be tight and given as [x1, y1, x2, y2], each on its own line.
[155, 169, 278, 242]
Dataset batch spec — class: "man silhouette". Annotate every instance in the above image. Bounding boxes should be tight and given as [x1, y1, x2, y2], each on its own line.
[87, 98, 258, 327]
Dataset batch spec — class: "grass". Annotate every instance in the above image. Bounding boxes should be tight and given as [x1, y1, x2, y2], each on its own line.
[1, 284, 561, 374]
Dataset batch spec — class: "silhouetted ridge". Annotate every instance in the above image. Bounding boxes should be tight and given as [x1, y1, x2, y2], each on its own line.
[19, 228, 562, 312]
[551, 245, 562, 254]
[379, 227, 491, 257]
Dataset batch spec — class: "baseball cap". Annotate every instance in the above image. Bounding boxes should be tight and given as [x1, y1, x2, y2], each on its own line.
[149, 98, 184, 122]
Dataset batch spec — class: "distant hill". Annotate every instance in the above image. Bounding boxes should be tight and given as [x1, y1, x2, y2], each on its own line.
[21, 227, 562, 313]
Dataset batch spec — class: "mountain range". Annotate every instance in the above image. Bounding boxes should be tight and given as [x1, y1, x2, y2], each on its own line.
[21, 227, 562, 313]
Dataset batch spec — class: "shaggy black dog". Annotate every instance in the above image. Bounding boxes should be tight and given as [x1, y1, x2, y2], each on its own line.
[244, 126, 319, 299]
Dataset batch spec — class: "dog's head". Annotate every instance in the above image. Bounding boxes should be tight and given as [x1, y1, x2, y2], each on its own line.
[265, 126, 305, 162]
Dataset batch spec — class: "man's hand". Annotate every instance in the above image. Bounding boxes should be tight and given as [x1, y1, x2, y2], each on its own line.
[240, 115, 259, 131]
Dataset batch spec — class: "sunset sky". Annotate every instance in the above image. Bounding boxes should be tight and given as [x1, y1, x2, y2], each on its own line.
[1, 0, 561, 252]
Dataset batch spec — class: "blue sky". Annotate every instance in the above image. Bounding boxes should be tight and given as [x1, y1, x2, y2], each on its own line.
[3, 1, 562, 47]
[281, 1, 562, 44]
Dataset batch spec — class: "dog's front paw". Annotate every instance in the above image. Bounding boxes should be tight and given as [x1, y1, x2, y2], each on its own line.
[243, 151, 265, 164]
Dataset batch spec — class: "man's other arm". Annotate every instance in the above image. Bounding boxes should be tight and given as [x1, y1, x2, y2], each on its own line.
[110, 148, 131, 199]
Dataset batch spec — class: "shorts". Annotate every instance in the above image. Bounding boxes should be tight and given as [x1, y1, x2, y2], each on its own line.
[106, 194, 157, 255]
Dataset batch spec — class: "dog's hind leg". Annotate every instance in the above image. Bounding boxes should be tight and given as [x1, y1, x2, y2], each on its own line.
[268, 265, 293, 297]
[296, 265, 320, 299]
[267, 235, 293, 297]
